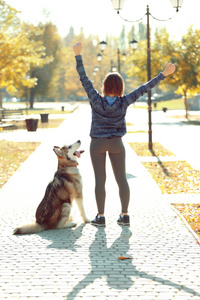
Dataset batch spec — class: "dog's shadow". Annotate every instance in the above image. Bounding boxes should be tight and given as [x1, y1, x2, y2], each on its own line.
[36, 224, 86, 252]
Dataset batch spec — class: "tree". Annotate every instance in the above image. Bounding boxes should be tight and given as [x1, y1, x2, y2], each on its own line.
[49, 32, 100, 101]
[119, 25, 126, 51]
[169, 27, 200, 118]
[126, 26, 200, 118]
[127, 27, 172, 79]
[0, 1, 53, 108]
[27, 22, 61, 107]
[126, 27, 178, 102]
[127, 25, 136, 43]
[138, 22, 146, 41]
[64, 26, 75, 46]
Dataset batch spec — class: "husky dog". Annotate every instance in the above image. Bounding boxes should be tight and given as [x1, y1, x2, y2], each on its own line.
[13, 140, 90, 234]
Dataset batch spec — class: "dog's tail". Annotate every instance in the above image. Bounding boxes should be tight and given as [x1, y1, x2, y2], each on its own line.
[13, 222, 45, 235]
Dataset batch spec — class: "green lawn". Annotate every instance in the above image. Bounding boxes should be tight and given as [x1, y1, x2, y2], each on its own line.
[134, 98, 185, 110]
[154, 98, 185, 110]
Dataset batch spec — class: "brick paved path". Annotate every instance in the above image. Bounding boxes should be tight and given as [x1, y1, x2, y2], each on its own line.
[0, 104, 200, 299]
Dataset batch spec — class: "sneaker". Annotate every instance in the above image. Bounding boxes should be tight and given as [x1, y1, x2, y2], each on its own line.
[91, 215, 106, 227]
[117, 214, 130, 226]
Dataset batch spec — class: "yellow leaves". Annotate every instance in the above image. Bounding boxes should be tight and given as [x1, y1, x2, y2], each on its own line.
[129, 142, 174, 157]
[22, 77, 38, 89]
[130, 141, 200, 238]
[143, 160, 200, 194]
[0, 13, 53, 92]
[174, 204, 200, 238]
[6, 85, 17, 93]
[0, 141, 40, 189]
[129, 142, 200, 194]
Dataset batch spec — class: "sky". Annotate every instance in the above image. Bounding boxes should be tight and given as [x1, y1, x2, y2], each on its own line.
[5, 0, 200, 41]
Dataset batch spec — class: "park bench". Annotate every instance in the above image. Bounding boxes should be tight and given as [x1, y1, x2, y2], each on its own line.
[0, 108, 25, 130]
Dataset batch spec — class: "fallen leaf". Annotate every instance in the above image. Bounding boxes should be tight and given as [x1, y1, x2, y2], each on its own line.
[118, 256, 132, 260]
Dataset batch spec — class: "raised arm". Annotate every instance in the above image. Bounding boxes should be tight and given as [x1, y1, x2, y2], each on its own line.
[125, 62, 176, 106]
[73, 42, 99, 102]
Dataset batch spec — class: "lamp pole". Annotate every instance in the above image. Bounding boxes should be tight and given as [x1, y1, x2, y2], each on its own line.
[146, 5, 152, 149]
[98, 40, 137, 73]
[117, 48, 120, 73]
[111, 0, 183, 150]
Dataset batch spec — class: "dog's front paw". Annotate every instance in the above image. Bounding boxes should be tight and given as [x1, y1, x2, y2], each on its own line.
[63, 222, 77, 228]
[83, 218, 91, 223]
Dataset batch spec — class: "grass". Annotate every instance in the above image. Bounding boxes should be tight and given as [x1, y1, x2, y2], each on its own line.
[129, 142, 200, 238]
[0, 141, 40, 188]
[0, 116, 64, 188]
[153, 98, 185, 110]
[133, 98, 185, 110]
[23, 108, 73, 115]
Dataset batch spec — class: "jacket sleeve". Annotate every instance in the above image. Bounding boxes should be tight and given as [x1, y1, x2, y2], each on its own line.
[124, 73, 166, 106]
[75, 55, 99, 101]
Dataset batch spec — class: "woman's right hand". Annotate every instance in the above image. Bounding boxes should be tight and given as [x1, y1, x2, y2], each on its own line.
[73, 42, 82, 56]
[162, 62, 176, 77]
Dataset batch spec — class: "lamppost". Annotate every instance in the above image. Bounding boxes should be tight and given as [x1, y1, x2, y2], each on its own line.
[97, 41, 118, 72]
[97, 39, 137, 73]
[111, 0, 183, 150]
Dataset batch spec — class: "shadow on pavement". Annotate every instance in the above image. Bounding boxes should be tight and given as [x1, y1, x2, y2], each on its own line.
[37, 226, 200, 299]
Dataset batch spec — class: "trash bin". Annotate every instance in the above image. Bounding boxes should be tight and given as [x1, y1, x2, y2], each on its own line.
[162, 107, 167, 113]
[25, 119, 38, 131]
[40, 113, 49, 123]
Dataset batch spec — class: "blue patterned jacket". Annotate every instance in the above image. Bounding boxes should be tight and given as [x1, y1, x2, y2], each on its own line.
[75, 55, 165, 138]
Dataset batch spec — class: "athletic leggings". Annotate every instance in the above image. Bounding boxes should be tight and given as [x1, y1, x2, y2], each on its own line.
[90, 137, 130, 215]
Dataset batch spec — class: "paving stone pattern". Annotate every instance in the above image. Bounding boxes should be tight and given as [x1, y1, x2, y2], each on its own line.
[0, 104, 200, 299]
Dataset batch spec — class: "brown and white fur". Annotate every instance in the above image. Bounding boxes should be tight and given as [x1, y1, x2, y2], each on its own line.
[13, 140, 90, 235]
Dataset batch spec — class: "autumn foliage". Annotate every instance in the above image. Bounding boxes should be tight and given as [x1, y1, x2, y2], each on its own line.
[1, 0, 200, 116]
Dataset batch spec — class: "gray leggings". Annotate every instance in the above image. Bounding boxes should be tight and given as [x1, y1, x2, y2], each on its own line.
[90, 137, 130, 215]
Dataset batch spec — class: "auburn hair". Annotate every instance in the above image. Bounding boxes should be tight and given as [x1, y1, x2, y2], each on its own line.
[102, 72, 124, 97]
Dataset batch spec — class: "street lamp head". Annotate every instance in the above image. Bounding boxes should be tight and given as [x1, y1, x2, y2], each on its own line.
[97, 53, 102, 62]
[99, 41, 107, 52]
[170, 0, 183, 12]
[129, 39, 138, 50]
[111, 0, 125, 13]
[122, 52, 126, 61]
[94, 65, 99, 72]
[112, 66, 117, 72]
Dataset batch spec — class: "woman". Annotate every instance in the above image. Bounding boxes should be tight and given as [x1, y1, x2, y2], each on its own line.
[73, 42, 175, 227]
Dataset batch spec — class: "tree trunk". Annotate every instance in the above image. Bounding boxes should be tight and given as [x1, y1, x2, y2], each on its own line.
[184, 92, 189, 119]
[29, 88, 35, 109]
[0, 89, 2, 109]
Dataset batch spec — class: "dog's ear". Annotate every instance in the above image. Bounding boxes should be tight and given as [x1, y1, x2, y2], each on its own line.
[53, 146, 65, 157]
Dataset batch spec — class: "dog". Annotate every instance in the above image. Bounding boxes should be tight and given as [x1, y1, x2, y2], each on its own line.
[13, 140, 90, 235]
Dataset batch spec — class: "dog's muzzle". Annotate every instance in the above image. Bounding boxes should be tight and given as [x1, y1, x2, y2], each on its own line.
[73, 150, 85, 158]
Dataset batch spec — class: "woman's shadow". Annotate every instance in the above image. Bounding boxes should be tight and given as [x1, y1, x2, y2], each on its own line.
[37, 226, 200, 299]
[65, 226, 200, 300]
[66, 226, 133, 300]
